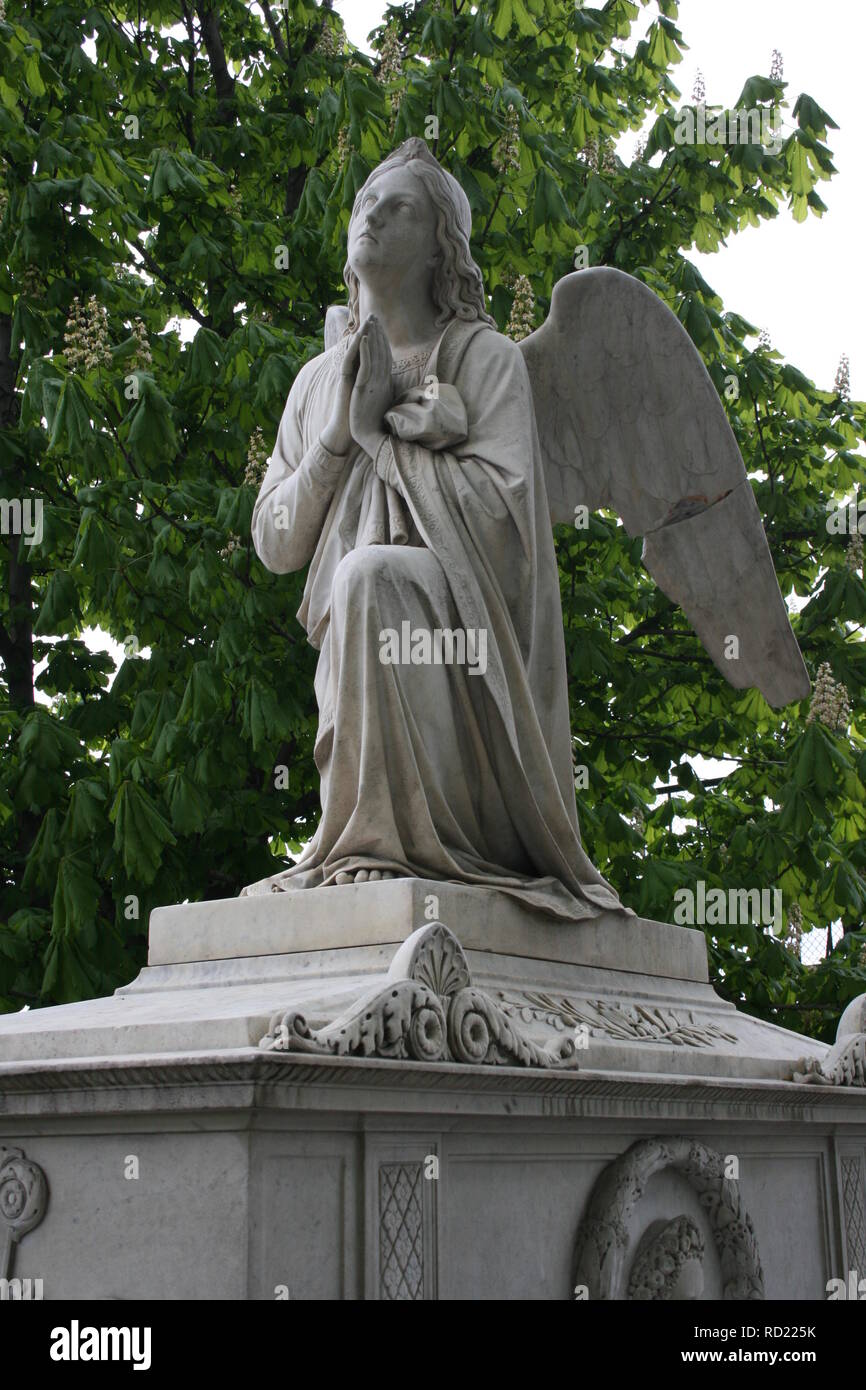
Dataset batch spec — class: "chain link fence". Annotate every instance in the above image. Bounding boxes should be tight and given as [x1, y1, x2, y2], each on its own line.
[799, 923, 844, 966]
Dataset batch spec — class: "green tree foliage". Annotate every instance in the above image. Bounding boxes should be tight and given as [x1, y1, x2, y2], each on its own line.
[1, 0, 864, 1033]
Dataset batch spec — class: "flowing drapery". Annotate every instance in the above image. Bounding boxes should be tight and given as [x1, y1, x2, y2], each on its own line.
[243, 318, 629, 921]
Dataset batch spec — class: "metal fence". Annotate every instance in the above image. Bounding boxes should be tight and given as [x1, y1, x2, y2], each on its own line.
[799, 923, 844, 966]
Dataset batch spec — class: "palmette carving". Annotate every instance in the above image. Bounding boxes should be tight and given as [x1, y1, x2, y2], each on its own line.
[259, 922, 575, 1069]
[403, 923, 471, 997]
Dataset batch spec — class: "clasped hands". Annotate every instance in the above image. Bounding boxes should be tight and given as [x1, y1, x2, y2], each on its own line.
[320, 314, 393, 462]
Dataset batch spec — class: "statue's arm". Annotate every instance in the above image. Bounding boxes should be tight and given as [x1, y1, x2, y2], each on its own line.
[251, 360, 349, 575]
[372, 331, 531, 505]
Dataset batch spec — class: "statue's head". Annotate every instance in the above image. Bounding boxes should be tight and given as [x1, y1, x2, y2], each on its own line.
[343, 137, 494, 332]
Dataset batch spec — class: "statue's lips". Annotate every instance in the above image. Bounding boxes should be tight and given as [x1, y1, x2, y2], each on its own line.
[358, 231, 378, 243]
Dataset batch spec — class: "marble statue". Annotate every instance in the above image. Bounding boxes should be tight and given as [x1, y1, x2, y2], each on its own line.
[243, 137, 809, 918]
[1, 154, 861, 1311]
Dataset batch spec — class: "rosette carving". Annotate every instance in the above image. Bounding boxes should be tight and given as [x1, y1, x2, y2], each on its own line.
[260, 922, 575, 1069]
[1, 1146, 49, 1278]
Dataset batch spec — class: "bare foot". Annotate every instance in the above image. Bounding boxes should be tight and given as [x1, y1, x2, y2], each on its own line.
[333, 869, 397, 885]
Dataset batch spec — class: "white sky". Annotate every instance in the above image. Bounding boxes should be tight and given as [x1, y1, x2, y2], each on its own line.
[335, 0, 864, 397]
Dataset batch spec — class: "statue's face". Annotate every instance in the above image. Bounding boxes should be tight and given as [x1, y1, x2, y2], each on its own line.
[347, 165, 438, 283]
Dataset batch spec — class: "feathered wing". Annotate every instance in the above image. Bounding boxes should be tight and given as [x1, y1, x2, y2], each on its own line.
[519, 268, 810, 709]
[324, 304, 349, 350]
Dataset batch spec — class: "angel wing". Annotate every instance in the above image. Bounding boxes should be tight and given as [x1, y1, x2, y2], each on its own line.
[324, 304, 349, 350]
[519, 267, 809, 709]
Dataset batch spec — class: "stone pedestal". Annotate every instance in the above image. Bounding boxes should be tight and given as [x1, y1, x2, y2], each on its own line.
[1, 883, 864, 1301]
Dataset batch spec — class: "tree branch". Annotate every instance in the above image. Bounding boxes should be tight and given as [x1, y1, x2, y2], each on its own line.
[179, 0, 197, 148]
[260, 0, 290, 64]
[134, 242, 210, 327]
[196, 4, 236, 123]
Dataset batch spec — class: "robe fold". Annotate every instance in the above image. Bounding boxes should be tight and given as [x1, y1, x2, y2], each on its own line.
[243, 316, 630, 921]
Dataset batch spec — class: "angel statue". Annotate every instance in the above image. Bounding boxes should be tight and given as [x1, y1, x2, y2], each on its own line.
[242, 137, 808, 920]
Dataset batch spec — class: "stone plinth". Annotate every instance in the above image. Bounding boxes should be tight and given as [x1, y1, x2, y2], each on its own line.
[0, 883, 823, 1079]
[1, 1051, 865, 1300]
[0, 883, 864, 1301]
[148, 879, 708, 979]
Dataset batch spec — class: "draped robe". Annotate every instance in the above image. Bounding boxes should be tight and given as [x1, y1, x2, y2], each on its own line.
[242, 316, 630, 921]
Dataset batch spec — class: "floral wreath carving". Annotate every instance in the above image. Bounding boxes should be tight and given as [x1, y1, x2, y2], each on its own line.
[572, 1136, 764, 1300]
[627, 1215, 705, 1300]
[259, 922, 575, 1069]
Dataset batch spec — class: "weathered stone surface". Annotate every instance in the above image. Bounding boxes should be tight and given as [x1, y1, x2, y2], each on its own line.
[1, 1052, 864, 1301]
[149, 879, 708, 980]
[259, 922, 576, 1068]
[572, 1137, 764, 1300]
[0, 886, 826, 1079]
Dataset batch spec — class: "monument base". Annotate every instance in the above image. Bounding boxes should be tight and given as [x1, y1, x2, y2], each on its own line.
[1, 882, 864, 1300]
[0, 881, 832, 1078]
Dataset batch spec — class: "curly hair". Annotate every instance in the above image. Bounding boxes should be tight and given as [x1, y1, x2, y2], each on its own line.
[343, 137, 495, 333]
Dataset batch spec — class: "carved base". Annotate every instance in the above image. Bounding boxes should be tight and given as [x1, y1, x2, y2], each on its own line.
[1, 1056, 864, 1300]
[259, 923, 575, 1068]
[0, 877, 857, 1086]
[0, 886, 863, 1301]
